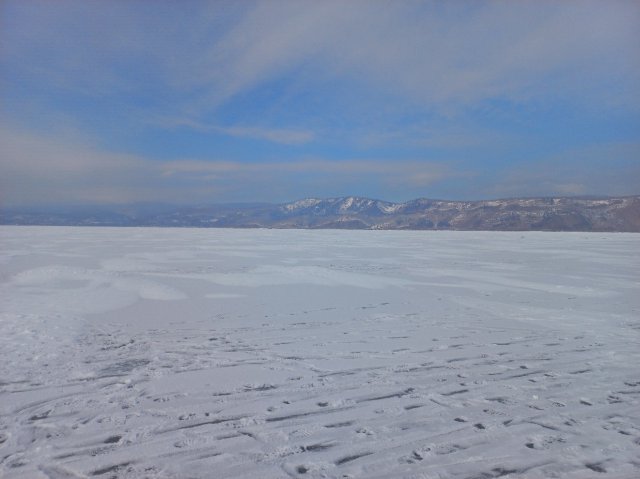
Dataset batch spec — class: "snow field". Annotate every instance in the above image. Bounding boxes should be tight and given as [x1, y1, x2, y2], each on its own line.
[0, 227, 639, 478]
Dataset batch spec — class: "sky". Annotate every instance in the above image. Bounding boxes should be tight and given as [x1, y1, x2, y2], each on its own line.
[1, 0, 639, 208]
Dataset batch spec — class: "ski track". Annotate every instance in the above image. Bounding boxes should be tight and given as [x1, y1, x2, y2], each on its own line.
[0, 227, 639, 478]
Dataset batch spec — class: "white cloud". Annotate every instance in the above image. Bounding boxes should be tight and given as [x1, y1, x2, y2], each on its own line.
[0, 124, 457, 206]
[2, 2, 638, 206]
[5, 1, 638, 117]
[160, 118, 315, 145]
[181, 1, 640, 110]
[0, 124, 167, 206]
[159, 157, 451, 179]
[553, 183, 587, 196]
[488, 142, 640, 198]
[2, 123, 635, 207]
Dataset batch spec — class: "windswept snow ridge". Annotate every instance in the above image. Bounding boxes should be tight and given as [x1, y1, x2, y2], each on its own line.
[0, 227, 639, 478]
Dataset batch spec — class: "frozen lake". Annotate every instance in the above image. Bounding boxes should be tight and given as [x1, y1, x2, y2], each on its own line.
[1, 226, 639, 478]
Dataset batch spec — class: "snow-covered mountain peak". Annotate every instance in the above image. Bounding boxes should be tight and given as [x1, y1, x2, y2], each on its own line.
[282, 198, 323, 212]
[5, 196, 639, 231]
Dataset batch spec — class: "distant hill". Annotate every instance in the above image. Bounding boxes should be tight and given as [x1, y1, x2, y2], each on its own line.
[3, 196, 640, 232]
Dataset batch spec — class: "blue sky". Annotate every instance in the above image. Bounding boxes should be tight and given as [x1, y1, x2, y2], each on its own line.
[1, 0, 639, 207]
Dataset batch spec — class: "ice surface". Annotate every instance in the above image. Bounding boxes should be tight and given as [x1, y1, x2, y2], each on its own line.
[0, 226, 639, 478]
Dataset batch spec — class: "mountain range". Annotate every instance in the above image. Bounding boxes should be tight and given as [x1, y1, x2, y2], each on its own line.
[3, 196, 640, 232]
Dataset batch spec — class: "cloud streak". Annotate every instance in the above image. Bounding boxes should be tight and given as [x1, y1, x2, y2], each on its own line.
[161, 119, 315, 145]
[5, 1, 638, 117]
[1, 1, 638, 207]
[2, 124, 636, 208]
[0, 125, 457, 207]
[179, 1, 640, 113]
[487, 142, 640, 199]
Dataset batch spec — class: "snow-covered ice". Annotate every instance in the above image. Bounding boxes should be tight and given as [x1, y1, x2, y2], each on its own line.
[0, 226, 639, 478]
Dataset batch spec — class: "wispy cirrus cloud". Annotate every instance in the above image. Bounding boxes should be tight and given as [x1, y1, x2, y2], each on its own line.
[1, 1, 638, 207]
[2, 123, 636, 207]
[0, 125, 458, 206]
[159, 118, 315, 145]
[161, 157, 453, 178]
[0, 124, 166, 206]
[5, 1, 638, 117]
[487, 142, 640, 198]
[172, 1, 640, 113]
